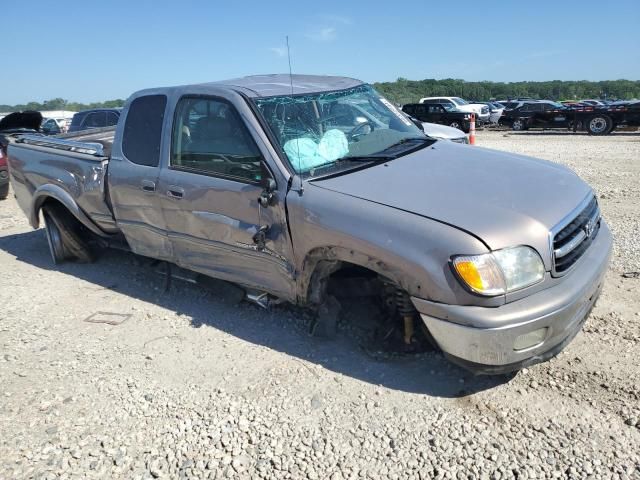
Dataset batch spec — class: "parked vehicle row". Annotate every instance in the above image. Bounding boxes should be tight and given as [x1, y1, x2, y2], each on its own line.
[499, 99, 640, 135]
[7, 74, 611, 375]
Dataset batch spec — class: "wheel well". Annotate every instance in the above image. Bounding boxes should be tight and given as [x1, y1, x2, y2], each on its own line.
[39, 197, 96, 243]
[38, 197, 68, 224]
[299, 246, 423, 306]
[305, 259, 437, 352]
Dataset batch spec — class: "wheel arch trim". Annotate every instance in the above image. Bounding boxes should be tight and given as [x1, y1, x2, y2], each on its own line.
[30, 185, 107, 237]
[297, 245, 424, 305]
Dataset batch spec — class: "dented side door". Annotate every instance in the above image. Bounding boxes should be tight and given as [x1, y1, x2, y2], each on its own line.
[155, 88, 296, 299]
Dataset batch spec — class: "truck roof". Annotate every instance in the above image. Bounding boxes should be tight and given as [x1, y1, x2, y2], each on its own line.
[141, 74, 365, 99]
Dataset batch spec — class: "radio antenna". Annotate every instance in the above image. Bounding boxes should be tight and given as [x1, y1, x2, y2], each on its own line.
[286, 35, 303, 194]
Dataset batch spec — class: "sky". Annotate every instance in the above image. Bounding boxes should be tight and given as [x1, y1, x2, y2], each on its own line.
[2, 0, 639, 104]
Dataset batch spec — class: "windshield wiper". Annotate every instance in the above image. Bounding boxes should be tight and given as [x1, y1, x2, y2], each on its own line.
[379, 136, 431, 153]
[337, 154, 394, 162]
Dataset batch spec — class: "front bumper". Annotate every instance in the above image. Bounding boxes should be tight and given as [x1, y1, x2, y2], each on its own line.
[413, 221, 612, 374]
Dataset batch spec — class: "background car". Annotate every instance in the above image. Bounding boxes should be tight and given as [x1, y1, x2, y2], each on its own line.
[580, 99, 606, 106]
[0, 111, 43, 199]
[417, 97, 490, 124]
[67, 108, 121, 133]
[41, 117, 70, 135]
[499, 100, 578, 131]
[402, 103, 472, 132]
[472, 101, 505, 123]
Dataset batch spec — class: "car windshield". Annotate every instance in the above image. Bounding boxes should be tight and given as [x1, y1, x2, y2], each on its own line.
[452, 97, 468, 105]
[253, 85, 426, 178]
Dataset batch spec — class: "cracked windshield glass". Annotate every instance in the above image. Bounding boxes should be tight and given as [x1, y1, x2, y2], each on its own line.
[254, 85, 426, 177]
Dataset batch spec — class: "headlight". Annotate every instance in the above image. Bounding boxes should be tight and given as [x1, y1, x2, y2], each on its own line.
[452, 246, 545, 296]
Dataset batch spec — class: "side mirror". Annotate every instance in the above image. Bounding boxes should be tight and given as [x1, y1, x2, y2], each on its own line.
[259, 167, 277, 207]
[264, 177, 276, 193]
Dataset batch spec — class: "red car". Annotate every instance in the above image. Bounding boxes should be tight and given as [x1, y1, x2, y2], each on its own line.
[0, 111, 42, 199]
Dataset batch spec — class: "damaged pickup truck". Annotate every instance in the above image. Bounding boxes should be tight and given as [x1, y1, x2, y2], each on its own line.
[8, 75, 612, 374]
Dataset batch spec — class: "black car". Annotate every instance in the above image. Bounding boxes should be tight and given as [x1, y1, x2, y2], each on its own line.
[401, 104, 472, 132]
[0, 111, 43, 199]
[68, 108, 121, 133]
[499, 101, 575, 131]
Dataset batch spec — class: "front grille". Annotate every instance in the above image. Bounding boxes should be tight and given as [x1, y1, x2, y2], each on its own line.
[552, 196, 600, 275]
[451, 137, 468, 144]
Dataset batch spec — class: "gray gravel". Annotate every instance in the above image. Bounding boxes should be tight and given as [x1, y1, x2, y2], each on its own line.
[1, 130, 639, 479]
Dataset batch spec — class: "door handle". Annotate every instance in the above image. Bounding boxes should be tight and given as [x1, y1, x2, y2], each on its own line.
[167, 185, 184, 199]
[141, 180, 156, 192]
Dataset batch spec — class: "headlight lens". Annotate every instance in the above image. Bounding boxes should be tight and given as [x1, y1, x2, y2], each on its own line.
[452, 246, 544, 296]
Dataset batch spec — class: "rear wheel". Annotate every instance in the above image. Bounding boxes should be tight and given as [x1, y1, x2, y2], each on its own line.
[0, 183, 8, 200]
[512, 119, 527, 131]
[42, 204, 95, 264]
[587, 115, 613, 135]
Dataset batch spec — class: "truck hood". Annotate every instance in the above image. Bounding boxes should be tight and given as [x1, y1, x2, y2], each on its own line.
[310, 141, 592, 266]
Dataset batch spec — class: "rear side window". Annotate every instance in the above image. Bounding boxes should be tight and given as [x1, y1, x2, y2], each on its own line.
[106, 111, 119, 126]
[122, 95, 167, 167]
[83, 112, 106, 128]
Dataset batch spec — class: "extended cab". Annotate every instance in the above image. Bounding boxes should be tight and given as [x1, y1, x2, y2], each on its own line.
[8, 75, 612, 374]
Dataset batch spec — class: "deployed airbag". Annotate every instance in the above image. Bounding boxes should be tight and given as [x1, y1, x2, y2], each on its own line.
[283, 129, 348, 171]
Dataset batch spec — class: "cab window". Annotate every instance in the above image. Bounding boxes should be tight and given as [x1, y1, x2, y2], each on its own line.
[171, 97, 263, 183]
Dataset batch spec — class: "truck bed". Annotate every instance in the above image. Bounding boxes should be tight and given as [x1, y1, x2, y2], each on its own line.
[8, 128, 118, 235]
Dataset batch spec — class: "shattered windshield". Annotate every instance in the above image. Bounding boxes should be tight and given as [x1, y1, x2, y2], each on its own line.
[253, 85, 425, 177]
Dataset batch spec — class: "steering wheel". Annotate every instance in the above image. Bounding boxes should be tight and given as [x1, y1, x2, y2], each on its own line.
[347, 121, 374, 140]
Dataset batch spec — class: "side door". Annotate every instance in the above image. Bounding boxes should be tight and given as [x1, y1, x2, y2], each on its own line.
[156, 93, 296, 299]
[528, 103, 545, 126]
[544, 103, 569, 127]
[426, 104, 444, 124]
[108, 94, 173, 260]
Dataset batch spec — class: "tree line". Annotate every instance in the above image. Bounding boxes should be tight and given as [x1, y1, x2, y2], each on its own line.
[0, 97, 125, 113]
[372, 79, 640, 105]
[2, 79, 639, 112]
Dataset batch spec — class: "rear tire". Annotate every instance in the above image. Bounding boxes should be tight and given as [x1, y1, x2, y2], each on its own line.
[42, 204, 95, 264]
[0, 183, 8, 200]
[587, 115, 613, 135]
[512, 119, 527, 131]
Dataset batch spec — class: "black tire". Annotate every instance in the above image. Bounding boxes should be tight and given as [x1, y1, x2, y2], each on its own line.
[42, 204, 95, 264]
[587, 115, 613, 135]
[449, 120, 463, 130]
[0, 183, 8, 200]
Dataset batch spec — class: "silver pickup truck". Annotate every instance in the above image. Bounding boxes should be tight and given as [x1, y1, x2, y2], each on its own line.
[8, 75, 612, 374]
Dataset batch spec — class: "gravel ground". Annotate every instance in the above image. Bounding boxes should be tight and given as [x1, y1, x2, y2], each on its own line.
[1, 130, 639, 479]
